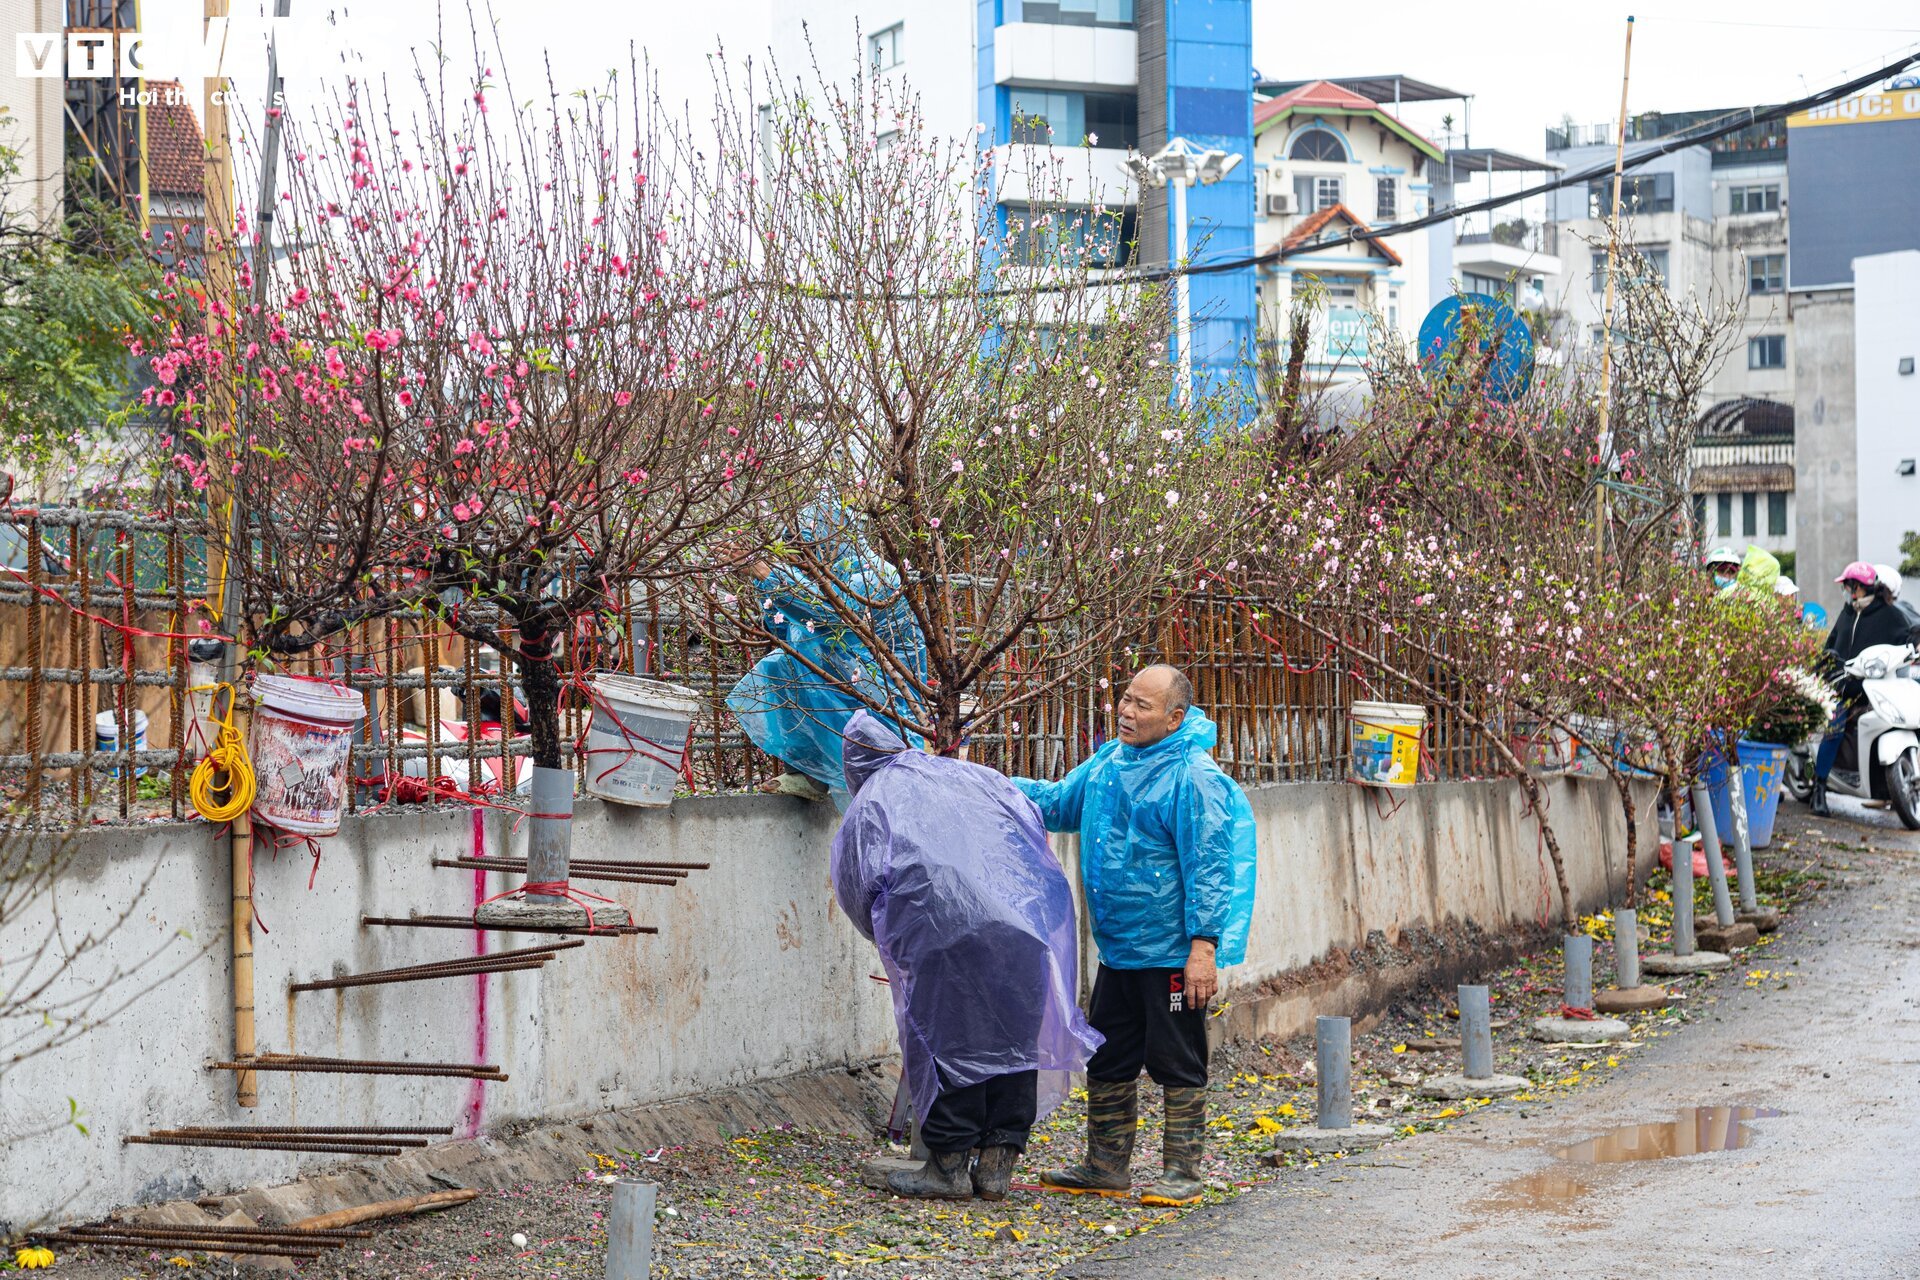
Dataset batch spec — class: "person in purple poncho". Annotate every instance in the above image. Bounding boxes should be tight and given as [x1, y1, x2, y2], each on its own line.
[831, 711, 1102, 1201]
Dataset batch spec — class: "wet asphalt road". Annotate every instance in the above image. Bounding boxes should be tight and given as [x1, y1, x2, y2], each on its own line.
[1066, 801, 1920, 1280]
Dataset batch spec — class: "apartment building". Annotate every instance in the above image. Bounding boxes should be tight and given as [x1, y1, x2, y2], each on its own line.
[771, 0, 1257, 400]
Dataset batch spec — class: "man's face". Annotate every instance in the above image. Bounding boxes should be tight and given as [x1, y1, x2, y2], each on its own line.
[1117, 670, 1185, 747]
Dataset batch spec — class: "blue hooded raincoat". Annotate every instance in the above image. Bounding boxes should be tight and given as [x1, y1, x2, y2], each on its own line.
[726, 502, 928, 805]
[831, 712, 1102, 1125]
[1013, 707, 1256, 970]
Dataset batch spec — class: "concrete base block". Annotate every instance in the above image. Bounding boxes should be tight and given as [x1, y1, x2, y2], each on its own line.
[1529, 1015, 1632, 1043]
[1420, 1073, 1529, 1100]
[1269, 1123, 1394, 1156]
[1641, 950, 1732, 975]
[1593, 985, 1671, 1014]
[1695, 921, 1760, 952]
[473, 899, 633, 930]
[1737, 907, 1783, 933]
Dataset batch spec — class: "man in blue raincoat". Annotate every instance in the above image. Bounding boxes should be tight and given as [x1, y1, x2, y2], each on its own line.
[1013, 664, 1256, 1207]
[832, 711, 1102, 1201]
[726, 501, 928, 806]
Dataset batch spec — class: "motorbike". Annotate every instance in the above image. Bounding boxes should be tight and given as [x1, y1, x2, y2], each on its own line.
[1796, 643, 1920, 829]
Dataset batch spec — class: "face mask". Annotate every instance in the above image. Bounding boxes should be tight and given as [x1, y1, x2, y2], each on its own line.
[1713, 573, 1734, 589]
[1851, 595, 1873, 612]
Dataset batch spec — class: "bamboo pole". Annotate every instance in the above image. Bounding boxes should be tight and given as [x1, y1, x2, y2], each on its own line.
[1594, 16, 1636, 571]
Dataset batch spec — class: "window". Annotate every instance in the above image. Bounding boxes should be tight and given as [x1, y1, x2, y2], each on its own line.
[1293, 174, 1342, 212]
[1717, 493, 1733, 536]
[1693, 494, 1708, 538]
[1463, 271, 1510, 300]
[1768, 491, 1787, 536]
[1729, 183, 1780, 214]
[1642, 248, 1668, 283]
[1587, 172, 1674, 217]
[1748, 253, 1785, 295]
[1749, 334, 1786, 369]
[1001, 203, 1137, 268]
[868, 23, 903, 70]
[875, 129, 899, 160]
[1081, 92, 1139, 150]
[1288, 128, 1349, 163]
[1591, 251, 1608, 292]
[1376, 176, 1397, 220]
[1023, 0, 1135, 26]
[1742, 492, 1757, 537]
[1010, 91, 1134, 148]
[1590, 324, 1608, 349]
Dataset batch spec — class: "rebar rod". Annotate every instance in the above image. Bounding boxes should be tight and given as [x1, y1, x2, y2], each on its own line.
[125, 1133, 407, 1156]
[167, 1124, 453, 1137]
[290, 958, 549, 994]
[360, 914, 655, 936]
[153, 1128, 432, 1148]
[43, 1233, 327, 1259]
[291, 937, 582, 992]
[208, 1055, 507, 1081]
[433, 857, 678, 887]
[63, 1223, 372, 1242]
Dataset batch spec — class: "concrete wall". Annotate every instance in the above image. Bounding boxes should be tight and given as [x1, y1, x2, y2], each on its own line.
[0, 774, 1644, 1225]
[1852, 250, 1920, 573]
[1791, 287, 1859, 603]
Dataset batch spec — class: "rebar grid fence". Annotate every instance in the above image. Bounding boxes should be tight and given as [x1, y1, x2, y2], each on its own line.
[0, 504, 1501, 826]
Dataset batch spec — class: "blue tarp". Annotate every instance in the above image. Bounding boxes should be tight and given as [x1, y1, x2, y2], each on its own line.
[830, 711, 1101, 1125]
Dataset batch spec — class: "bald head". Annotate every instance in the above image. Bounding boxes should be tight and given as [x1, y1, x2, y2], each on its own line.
[1118, 664, 1192, 747]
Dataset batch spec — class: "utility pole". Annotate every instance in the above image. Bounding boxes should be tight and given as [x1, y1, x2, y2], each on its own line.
[1594, 16, 1635, 573]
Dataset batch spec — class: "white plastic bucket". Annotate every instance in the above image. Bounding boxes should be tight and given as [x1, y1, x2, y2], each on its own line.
[94, 708, 150, 778]
[582, 672, 700, 807]
[1350, 700, 1427, 787]
[249, 675, 366, 835]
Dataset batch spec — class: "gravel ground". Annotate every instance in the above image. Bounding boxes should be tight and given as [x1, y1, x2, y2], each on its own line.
[27, 827, 1841, 1280]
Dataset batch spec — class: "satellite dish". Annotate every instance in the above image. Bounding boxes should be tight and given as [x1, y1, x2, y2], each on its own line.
[1417, 293, 1536, 403]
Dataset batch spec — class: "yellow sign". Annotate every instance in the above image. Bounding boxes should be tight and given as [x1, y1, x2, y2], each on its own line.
[1788, 89, 1920, 129]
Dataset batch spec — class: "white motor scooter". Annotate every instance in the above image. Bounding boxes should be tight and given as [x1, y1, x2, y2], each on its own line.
[1821, 643, 1920, 829]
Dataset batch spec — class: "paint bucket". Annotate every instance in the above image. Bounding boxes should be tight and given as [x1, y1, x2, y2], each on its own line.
[581, 672, 700, 807]
[94, 708, 149, 778]
[1349, 700, 1426, 787]
[249, 674, 367, 836]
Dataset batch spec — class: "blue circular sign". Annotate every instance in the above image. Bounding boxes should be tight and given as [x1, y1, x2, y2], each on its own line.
[1417, 294, 1535, 403]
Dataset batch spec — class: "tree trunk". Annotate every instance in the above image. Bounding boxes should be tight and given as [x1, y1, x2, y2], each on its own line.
[1512, 766, 1579, 934]
[517, 617, 565, 770]
[1611, 768, 1639, 909]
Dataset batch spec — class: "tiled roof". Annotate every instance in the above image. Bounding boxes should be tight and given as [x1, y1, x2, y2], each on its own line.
[1279, 203, 1403, 266]
[144, 82, 204, 197]
[1256, 79, 1380, 124]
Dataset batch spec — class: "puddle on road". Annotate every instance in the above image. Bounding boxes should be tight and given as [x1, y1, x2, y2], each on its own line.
[1468, 1107, 1784, 1222]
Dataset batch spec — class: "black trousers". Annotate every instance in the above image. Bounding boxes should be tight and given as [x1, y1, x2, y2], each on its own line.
[1084, 963, 1210, 1089]
[921, 1069, 1038, 1155]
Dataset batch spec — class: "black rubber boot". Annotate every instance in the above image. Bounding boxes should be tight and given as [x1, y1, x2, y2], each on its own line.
[971, 1145, 1020, 1201]
[1040, 1079, 1138, 1197]
[1811, 778, 1831, 816]
[1140, 1086, 1207, 1206]
[886, 1149, 974, 1200]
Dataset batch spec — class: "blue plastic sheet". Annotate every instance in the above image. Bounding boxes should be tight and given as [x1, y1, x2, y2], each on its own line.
[831, 712, 1101, 1125]
[1015, 707, 1257, 969]
[726, 501, 928, 805]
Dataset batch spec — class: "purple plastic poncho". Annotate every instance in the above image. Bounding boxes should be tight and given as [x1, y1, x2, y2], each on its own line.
[831, 711, 1101, 1125]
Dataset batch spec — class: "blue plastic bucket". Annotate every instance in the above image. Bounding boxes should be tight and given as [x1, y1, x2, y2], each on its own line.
[1701, 740, 1791, 849]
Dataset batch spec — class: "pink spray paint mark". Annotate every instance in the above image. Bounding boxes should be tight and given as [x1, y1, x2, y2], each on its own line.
[459, 807, 490, 1137]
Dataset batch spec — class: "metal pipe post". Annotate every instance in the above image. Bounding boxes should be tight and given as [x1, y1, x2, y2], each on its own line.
[1563, 934, 1594, 1009]
[1727, 765, 1759, 912]
[1314, 1016, 1352, 1130]
[605, 1180, 655, 1280]
[1691, 782, 1736, 926]
[1459, 985, 1493, 1079]
[527, 766, 574, 904]
[1613, 907, 1641, 989]
[1673, 833, 1697, 957]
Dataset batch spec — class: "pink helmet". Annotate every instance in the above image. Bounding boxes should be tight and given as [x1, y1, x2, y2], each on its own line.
[1836, 561, 1878, 588]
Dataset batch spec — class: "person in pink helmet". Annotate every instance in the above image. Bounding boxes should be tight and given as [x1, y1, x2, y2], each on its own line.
[1811, 561, 1914, 813]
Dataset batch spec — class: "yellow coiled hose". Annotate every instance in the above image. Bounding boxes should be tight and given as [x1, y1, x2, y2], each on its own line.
[188, 683, 256, 823]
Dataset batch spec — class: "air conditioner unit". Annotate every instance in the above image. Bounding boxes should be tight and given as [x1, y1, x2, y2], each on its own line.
[1265, 192, 1295, 216]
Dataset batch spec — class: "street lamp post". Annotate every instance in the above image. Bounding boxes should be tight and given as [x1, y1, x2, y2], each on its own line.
[1126, 137, 1243, 406]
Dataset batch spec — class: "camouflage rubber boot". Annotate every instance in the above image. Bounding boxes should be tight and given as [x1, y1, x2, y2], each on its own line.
[971, 1145, 1020, 1201]
[886, 1149, 974, 1200]
[1039, 1080, 1138, 1197]
[1139, 1086, 1207, 1206]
